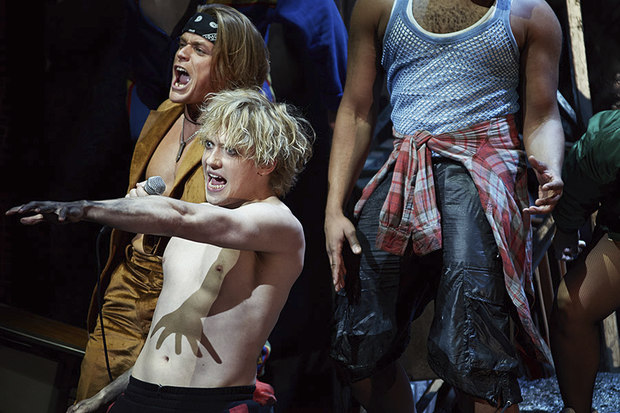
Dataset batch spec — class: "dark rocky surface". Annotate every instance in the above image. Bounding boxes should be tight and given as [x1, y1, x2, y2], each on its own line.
[411, 373, 620, 412]
[519, 372, 620, 413]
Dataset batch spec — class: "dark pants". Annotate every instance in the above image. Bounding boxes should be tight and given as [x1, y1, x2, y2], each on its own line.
[331, 158, 522, 405]
[109, 376, 262, 413]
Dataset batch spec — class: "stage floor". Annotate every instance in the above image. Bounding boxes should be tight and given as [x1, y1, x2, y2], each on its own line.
[519, 372, 620, 413]
[410, 372, 620, 412]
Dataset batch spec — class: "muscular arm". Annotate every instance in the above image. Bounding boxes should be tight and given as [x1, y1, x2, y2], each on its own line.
[324, 0, 389, 290]
[518, 0, 565, 215]
[7, 196, 303, 254]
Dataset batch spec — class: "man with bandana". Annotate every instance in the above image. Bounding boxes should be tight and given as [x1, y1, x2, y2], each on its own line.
[324, 0, 565, 411]
[8, 88, 314, 413]
[121, 1, 349, 411]
[75, 4, 270, 405]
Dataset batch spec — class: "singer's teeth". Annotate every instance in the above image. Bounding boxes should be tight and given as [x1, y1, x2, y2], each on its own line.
[208, 173, 226, 190]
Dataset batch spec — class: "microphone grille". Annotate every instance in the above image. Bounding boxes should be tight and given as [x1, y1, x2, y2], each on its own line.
[144, 176, 166, 195]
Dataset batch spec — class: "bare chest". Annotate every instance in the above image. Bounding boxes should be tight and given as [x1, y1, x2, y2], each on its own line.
[159, 238, 259, 308]
[411, 0, 493, 33]
[145, 116, 200, 196]
[163, 238, 238, 286]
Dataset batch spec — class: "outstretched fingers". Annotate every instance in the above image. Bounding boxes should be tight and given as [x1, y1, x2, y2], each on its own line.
[6, 202, 51, 225]
[6, 202, 43, 216]
[525, 187, 563, 214]
[5, 204, 24, 216]
[524, 155, 564, 215]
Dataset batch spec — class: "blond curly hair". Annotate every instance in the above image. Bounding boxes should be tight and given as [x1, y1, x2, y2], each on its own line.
[198, 89, 314, 197]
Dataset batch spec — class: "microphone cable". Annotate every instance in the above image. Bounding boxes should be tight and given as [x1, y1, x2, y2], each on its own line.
[93, 176, 165, 383]
[96, 225, 114, 383]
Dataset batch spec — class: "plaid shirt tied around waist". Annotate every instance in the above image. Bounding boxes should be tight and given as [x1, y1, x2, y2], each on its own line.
[354, 115, 553, 366]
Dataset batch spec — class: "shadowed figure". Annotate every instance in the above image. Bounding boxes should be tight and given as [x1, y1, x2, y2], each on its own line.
[8, 88, 314, 413]
[151, 248, 240, 359]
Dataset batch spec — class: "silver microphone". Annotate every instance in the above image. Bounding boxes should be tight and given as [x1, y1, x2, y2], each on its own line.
[143, 176, 166, 195]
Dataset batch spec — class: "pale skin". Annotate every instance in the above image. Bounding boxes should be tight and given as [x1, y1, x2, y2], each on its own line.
[324, 0, 564, 411]
[7, 144, 305, 412]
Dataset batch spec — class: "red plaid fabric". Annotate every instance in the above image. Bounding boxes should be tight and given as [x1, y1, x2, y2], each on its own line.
[354, 115, 552, 366]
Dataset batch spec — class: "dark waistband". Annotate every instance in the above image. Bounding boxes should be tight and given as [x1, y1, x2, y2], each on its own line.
[128, 376, 255, 399]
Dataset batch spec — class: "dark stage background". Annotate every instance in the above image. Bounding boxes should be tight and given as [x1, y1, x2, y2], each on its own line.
[0, 1, 618, 412]
[1, 0, 345, 329]
[0, 0, 618, 359]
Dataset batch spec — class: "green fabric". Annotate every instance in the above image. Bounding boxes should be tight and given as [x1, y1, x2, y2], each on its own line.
[553, 110, 620, 240]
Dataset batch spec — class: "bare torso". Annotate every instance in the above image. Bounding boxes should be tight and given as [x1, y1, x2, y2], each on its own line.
[132, 113, 201, 253]
[132, 201, 302, 387]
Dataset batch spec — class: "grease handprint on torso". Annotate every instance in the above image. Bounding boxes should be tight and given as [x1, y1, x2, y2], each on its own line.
[149, 245, 240, 360]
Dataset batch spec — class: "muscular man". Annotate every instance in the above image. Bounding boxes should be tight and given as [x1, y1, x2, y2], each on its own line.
[8, 88, 314, 413]
[77, 4, 270, 401]
[324, 0, 564, 411]
[551, 109, 620, 413]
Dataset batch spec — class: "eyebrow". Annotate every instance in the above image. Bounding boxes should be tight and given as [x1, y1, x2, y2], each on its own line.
[179, 35, 210, 47]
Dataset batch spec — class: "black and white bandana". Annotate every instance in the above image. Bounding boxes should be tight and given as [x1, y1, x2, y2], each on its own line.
[182, 12, 218, 43]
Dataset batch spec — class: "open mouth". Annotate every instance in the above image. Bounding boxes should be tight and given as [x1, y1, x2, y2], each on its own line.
[208, 173, 227, 190]
[173, 66, 191, 88]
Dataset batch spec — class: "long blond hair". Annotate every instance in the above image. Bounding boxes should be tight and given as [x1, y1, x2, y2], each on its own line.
[197, 4, 269, 92]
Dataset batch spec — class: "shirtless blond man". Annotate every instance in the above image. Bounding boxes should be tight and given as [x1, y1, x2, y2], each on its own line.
[325, 0, 564, 412]
[8, 88, 314, 413]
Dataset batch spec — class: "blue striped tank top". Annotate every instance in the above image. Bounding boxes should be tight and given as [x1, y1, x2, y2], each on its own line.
[382, 0, 520, 135]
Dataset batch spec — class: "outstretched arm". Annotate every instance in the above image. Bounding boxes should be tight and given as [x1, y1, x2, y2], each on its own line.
[66, 368, 132, 413]
[7, 195, 303, 254]
[519, 0, 565, 215]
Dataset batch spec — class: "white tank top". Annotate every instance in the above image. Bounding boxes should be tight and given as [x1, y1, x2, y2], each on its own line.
[382, 0, 520, 135]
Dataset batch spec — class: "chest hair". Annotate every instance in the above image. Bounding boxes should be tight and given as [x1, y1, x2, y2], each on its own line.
[412, 0, 493, 33]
